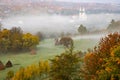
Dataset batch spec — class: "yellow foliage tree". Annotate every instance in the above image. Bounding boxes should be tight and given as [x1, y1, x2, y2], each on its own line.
[22, 33, 39, 50]
[0, 27, 39, 53]
[12, 61, 50, 80]
[0, 29, 11, 53]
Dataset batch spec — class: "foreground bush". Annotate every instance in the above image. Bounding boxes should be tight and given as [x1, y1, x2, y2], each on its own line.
[50, 42, 83, 80]
[97, 45, 120, 80]
[50, 52, 82, 80]
[11, 61, 50, 80]
[83, 32, 120, 80]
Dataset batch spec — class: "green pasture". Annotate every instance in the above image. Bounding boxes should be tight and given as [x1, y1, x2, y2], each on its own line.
[0, 38, 98, 79]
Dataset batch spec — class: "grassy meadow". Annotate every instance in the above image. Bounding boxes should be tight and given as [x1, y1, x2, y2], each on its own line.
[0, 38, 98, 79]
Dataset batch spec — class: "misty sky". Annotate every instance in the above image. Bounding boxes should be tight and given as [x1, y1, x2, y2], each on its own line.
[56, 0, 120, 3]
[1, 0, 120, 4]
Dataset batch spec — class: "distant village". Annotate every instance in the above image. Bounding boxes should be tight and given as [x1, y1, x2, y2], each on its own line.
[0, 0, 120, 18]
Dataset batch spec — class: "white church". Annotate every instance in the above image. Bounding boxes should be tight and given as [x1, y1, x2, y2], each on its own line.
[70, 7, 87, 22]
[79, 7, 87, 21]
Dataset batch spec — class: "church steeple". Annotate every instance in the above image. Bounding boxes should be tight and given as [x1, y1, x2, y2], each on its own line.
[79, 7, 87, 21]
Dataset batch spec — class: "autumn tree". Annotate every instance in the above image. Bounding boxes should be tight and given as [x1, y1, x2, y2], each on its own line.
[50, 53, 82, 80]
[50, 46, 83, 80]
[22, 33, 39, 50]
[0, 27, 39, 53]
[1, 29, 11, 39]
[83, 32, 120, 80]
[83, 53, 102, 80]
[97, 32, 120, 58]
[9, 27, 23, 51]
[0, 29, 11, 53]
[95, 44, 120, 80]
[59, 36, 73, 48]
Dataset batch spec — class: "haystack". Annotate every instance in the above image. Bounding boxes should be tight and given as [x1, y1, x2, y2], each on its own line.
[0, 61, 5, 70]
[6, 60, 13, 68]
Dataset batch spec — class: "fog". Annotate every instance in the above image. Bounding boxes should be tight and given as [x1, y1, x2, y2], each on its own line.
[2, 13, 120, 35]
[73, 34, 106, 40]
[2, 15, 74, 34]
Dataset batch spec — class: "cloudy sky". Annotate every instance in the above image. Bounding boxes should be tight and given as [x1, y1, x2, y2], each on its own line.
[56, 0, 120, 3]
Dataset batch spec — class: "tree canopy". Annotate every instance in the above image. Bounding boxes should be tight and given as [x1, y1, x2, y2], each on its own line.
[0, 27, 39, 53]
[107, 19, 120, 31]
[78, 24, 87, 34]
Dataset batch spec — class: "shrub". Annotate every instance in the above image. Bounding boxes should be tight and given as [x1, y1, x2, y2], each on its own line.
[12, 61, 50, 80]
[50, 43, 83, 80]
[6, 70, 14, 80]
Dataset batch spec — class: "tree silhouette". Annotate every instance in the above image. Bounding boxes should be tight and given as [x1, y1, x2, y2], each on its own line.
[78, 24, 87, 34]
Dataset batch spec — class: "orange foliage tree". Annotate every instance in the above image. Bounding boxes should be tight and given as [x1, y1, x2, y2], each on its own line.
[97, 32, 120, 58]
[83, 32, 120, 80]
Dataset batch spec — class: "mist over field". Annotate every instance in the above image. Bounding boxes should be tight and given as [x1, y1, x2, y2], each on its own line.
[1, 0, 120, 80]
[2, 13, 120, 35]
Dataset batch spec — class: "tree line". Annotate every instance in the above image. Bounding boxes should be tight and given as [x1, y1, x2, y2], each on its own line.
[78, 19, 120, 34]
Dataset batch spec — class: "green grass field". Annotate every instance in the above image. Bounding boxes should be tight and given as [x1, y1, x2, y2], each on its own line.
[0, 38, 98, 79]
